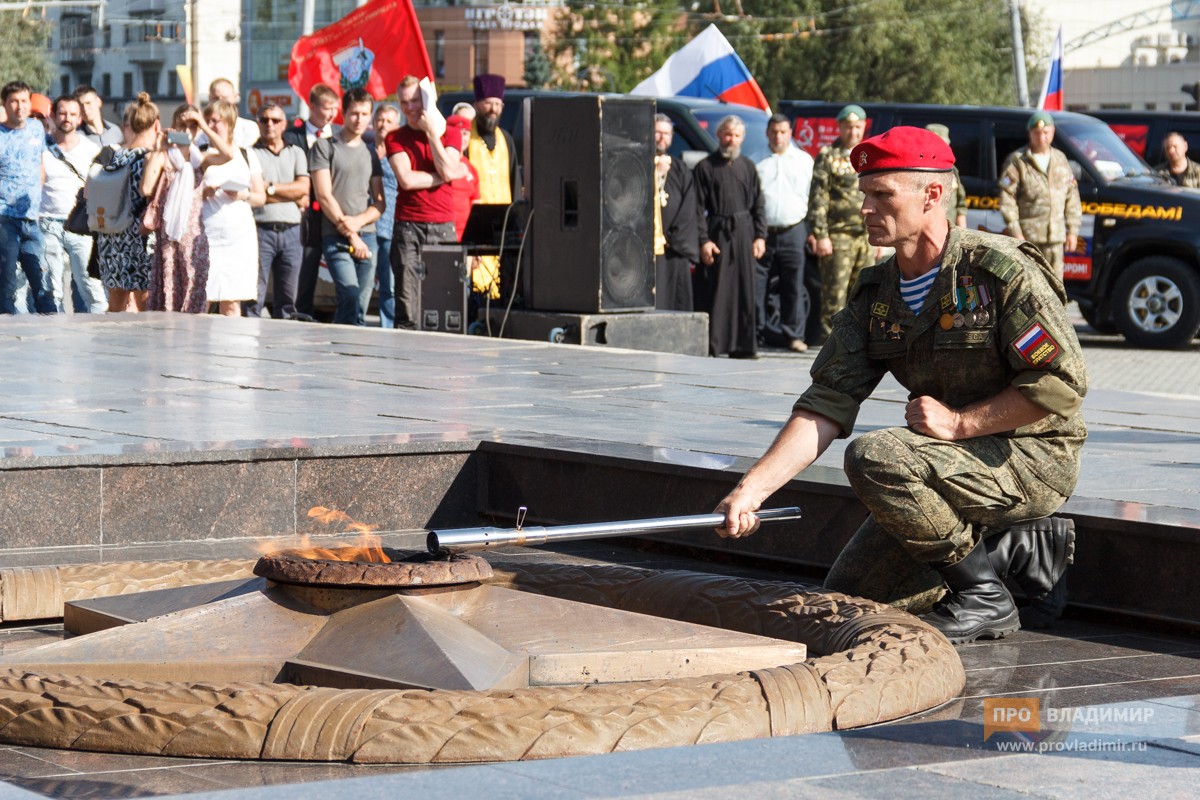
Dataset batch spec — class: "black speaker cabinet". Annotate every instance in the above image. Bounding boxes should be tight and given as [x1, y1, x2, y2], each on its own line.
[419, 245, 468, 333]
[525, 96, 655, 313]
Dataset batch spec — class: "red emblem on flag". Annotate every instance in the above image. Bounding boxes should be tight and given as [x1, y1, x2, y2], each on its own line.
[288, 0, 431, 103]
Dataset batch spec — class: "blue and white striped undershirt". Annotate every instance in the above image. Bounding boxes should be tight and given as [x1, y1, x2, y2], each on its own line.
[899, 266, 941, 314]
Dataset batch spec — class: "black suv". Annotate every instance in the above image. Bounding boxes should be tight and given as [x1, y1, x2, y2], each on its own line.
[435, 90, 772, 166]
[780, 101, 1200, 348]
[1082, 109, 1200, 168]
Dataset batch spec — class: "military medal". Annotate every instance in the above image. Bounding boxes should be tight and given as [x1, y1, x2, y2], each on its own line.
[952, 313, 965, 328]
[939, 313, 954, 330]
[963, 310, 976, 326]
[975, 307, 990, 326]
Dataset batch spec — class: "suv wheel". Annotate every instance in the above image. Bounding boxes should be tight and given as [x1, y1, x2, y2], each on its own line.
[1113, 256, 1200, 349]
[1079, 303, 1119, 335]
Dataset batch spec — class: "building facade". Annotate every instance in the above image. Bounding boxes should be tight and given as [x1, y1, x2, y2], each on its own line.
[46, 0, 242, 118]
[1035, 0, 1200, 110]
[239, 0, 560, 119]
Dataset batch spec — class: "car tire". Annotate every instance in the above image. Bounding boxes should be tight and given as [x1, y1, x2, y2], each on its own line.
[1079, 303, 1119, 335]
[1112, 256, 1200, 349]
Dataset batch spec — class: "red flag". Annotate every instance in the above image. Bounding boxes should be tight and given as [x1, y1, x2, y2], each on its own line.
[288, 0, 431, 103]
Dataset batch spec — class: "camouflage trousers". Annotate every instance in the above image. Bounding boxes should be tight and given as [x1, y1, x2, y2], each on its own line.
[824, 426, 1069, 613]
[818, 232, 872, 337]
[1031, 240, 1064, 280]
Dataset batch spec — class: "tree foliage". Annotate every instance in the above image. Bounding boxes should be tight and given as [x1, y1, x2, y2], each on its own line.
[0, 12, 55, 93]
[739, 0, 1046, 107]
[549, 0, 689, 91]
[550, 0, 1048, 106]
[524, 39, 553, 90]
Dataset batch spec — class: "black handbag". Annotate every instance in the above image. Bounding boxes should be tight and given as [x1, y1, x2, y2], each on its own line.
[64, 189, 89, 235]
[51, 143, 93, 236]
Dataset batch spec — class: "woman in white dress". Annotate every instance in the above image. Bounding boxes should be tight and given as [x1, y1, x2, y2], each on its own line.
[183, 100, 265, 316]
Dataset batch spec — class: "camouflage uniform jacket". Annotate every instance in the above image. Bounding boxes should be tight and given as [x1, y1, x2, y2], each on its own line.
[998, 146, 1082, 244]
[793, 226, 1088, 496]
[807, 142, 865, 238]
[949, 165, 967, 223]
[1155, 157, 1200, 189]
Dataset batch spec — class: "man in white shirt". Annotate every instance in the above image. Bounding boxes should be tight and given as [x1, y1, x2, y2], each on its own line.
[755, 114, 815, 352]
[39, 94, 106, 313]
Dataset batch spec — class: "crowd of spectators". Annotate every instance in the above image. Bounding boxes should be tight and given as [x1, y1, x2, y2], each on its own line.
[0, 75, 503, 326]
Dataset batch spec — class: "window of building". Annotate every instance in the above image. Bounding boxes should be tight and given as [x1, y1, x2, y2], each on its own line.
[168, 70, 178, 99]
[141, 67, 159, 97]
[1145, 103, 1157, 111]
[103, 26, 111, 48]
[474, 31, 489, 76]
[60, 75, 70, 97]
[123, 72, 133, 98]
[101, 73, 111, 98]
[435, 30, 445, 79]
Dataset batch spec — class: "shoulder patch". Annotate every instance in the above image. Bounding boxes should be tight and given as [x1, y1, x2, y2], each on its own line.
[1013, 321, 1060, 367]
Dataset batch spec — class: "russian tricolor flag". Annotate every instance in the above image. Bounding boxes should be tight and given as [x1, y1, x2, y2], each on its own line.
[1037, 27, 1064, 111]
[631, 25, 770, 112]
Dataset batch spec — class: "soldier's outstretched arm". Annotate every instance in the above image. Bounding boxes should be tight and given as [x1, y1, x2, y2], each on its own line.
[715, 410, 841, 539]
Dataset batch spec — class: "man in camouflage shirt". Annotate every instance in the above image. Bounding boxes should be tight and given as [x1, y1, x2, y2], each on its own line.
[1154, 132, 1200, 188]
[716, 126, 1087, 644]
[925, 124, 966, 227]
[998, 111, 1082, 280]
[807, 104, 872, 341]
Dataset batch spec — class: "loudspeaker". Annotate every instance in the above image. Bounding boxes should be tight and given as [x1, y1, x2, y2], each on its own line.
[525, 96, 655, 313]
[420, 245, 468, 333]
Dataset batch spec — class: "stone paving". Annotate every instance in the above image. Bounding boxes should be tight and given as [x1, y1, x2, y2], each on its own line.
[0, 312, 1194, 798]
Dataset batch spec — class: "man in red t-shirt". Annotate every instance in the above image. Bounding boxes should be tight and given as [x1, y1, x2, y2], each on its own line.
[384, 75, 466, 329]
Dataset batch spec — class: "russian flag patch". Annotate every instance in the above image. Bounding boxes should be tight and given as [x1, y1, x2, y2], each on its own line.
[1013, 322, 1060, 367]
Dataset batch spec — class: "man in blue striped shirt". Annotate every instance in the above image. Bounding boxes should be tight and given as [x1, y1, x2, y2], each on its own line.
[716, 126, 1088, 645]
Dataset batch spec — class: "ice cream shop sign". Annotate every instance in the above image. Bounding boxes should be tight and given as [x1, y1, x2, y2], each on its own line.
[465, 4, 550, 31]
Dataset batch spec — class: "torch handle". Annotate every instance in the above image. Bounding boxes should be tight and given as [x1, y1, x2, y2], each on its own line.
[428, 506, 802, 554]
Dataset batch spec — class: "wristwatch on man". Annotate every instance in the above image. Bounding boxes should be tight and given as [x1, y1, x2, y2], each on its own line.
[266, 183, 276, 197]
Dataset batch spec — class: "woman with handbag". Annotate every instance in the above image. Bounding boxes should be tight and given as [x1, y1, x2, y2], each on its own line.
[91, 92, 161, 313]
[143, 104, 209, 312]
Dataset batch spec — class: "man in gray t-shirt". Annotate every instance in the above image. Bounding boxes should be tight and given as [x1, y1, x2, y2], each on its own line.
[250, 102, 310, 319]
[310, 88, 385, 326]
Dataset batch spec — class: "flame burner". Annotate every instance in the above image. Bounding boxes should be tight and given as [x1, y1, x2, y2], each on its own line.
[252, 547, 493, 588]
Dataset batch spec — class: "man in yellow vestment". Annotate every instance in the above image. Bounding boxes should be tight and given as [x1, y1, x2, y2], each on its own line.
[467, 74, 521, 299]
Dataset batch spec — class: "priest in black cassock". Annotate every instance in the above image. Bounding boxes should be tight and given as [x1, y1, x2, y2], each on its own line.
[653, 113, 700, 311]
[693, 116, 767, 358]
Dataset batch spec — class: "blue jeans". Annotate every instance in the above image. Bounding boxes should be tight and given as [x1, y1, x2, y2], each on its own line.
[322, 233, 377, 326]
[39, 217, 107, 313]
[375, 234, 394, 328]
[0, 215, 55, 314]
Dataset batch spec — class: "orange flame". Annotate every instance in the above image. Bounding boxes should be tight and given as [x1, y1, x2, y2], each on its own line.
[254, 507, 390, 563]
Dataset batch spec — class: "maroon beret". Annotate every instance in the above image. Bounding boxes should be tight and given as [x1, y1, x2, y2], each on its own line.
[473, 73, 505, 102]
[851, 126, 955, 176]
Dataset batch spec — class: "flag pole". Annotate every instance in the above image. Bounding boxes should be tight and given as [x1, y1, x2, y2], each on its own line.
[1008, 0, 1030, 107]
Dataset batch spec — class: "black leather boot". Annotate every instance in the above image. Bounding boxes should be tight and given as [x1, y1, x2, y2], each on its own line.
[921, 539, 1020, 644]
[986, 516, 1075, 627]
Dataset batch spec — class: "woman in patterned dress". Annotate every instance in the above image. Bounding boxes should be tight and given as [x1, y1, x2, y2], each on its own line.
[93, 92, 161, 313]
